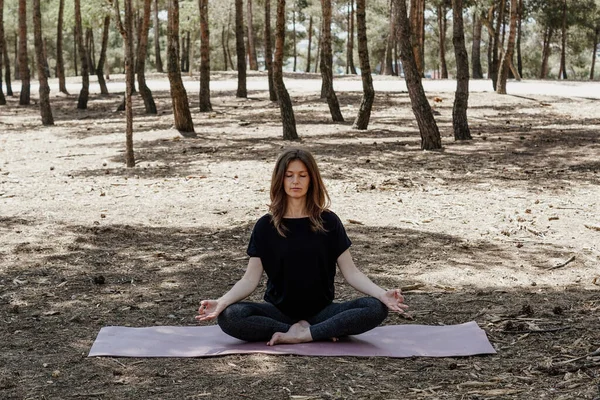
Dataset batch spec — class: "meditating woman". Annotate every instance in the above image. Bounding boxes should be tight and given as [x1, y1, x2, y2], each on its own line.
[196, 148, 408, 345]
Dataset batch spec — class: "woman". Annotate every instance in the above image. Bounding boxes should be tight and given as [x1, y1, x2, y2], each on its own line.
[196, 148, 408, 346]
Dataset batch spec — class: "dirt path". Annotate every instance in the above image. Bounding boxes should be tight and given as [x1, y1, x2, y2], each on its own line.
[1, 75, 599, 399]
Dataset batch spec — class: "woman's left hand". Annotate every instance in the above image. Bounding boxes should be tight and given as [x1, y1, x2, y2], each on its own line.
[378, 289, 409, 313]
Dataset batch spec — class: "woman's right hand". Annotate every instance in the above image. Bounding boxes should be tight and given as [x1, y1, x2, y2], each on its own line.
[195, 299, 225, 322]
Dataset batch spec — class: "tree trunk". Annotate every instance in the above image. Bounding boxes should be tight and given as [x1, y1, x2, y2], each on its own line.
[124, 0, 136, 167]
[437, 4, 448, 79]
[235, 0, 247, 97]
[3, 38, 12, 96]
[409, 0, 425, 76]
[315, 28, 321, 73]
[247, 0, 258, 70]
[306, 16, 313, 73]
[540, 27, 553, 79]
[85, 28, 96, 75]
[167, 0, 196, 135]
[352, 0, 373, 130]
[394, 0, 441, 150]
[274, 0, 298, 140]
[490, 0, 504, 90]
[516, 0, 523, 78]
[221, 26, 228, 70]
[0, 0, 5, 104]
[347, 0, 357, 74]
[559, 0, 567, 79]
[226, 5, 235, 70]
[97, 16, 110, 95]
[452, 0, 471, 140]
[74, 0, 89, 109]
[292, 9, 297, 71]
[33, 0, 53, 123]
[199, 0, 212, 111]
[591, 28, 599, 80]
[472, 9, 483, 79]
[496, 0, 517, 94]
[265, 0, 277, 101]
[56, 0, 68, 94]
[383, 0, 395, 75]
[137, 0, 157, 113]
[153, 0, 163, 72]
[18, 0, 30, 105]
[320, 0, 344, 122]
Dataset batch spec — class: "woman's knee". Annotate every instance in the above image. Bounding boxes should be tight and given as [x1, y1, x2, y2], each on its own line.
[362, 297, 389, 322]
[217, 304, 243, 335]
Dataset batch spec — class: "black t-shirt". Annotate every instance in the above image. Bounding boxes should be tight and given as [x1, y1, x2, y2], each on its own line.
[247, 211, 352, 319]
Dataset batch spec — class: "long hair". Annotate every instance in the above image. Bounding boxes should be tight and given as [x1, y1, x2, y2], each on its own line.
[269, 148, 330, 236]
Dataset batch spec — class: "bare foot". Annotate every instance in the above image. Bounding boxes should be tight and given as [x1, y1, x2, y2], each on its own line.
[267, 320, 312, 346]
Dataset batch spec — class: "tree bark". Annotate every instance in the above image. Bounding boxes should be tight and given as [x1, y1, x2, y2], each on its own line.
[153, 0, 163, 72]
[306, 16, 313, 73]
[472, 9, 483, 79]
[137, 0, 157, 113]
[409, 0, 425, 76]
[320, 0, 344, 122]
[74, 0, 89, 109]
[516, 0, 523, 78]
[124, 0, 136, 167]
[383, 0, 395, 75]
[437, 3, 448, 79]
[167, 0, 196, 135]
[235, 0, 247, 97]
[490, 0, 504, 90]
[591, 28, 599, 80]
[292, 8, 297, 71]
[226, 5, 235, 70]
[274, 0, 298, 140]
[97, 16, 110, 95]
[247, 0, 259, 70]
[3, 38, 12, 96]
[496, 0, 517, 94]
[18, 0, 30, 105]
[452, 0, 471, 140]
[315, 28, 321, 73]
[0, 0, 5, 104]
[352, 0, 374, 130]
[33, 0, 54, 124]
[559, 0, 567, 79]
[347, 0, 357, 74]
[265, 0, 277, 101]
[56, 0, 68, 94]
[394, 0, 441, 150]
[199, 0, 212, 111]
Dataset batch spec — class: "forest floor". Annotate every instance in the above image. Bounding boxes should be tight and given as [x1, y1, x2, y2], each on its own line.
[1, 73, 599, 399]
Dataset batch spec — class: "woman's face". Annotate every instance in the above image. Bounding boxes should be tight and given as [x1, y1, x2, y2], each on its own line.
[284, 160, 310, 200]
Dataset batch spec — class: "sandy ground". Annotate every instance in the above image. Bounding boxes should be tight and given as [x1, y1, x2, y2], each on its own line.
[1, 73, 599, 399]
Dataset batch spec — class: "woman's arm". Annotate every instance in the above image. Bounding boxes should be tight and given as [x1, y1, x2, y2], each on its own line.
[337, 249, 409, 313]
[195, 257, 264, 321]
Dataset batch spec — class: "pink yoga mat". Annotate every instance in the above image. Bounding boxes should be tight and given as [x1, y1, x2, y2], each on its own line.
[88, 321, 496, 358]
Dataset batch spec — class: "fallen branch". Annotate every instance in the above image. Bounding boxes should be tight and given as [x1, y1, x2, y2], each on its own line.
[547, 255, 576, 270]
[557, 347, 600, 365]
[501, 326, 570, 334]
[584, 224, 600, 232]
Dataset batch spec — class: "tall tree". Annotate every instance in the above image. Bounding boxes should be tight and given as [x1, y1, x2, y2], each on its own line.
[352, 0, 374, 130]
[0, 0, 5, 105]
[235, 0, 247, 97]
[274, 0, 298, 140]
[97, 16, 110, 95]
[394, 0, 442, 150]
[3, 38, 12, 96]
[320, 0, 344, 122]
[437, 2, 448, 79]
[292, 7, 297, 71]
[18, 0, 30, 105]
[265, 0, 277, 101]
[472, 8, 484, 79]
[138, 0, 157, 113]
[247, 0, 258, 70]
[199, 0, 212, 111]
[56, 0, 68, 94]
[115, 0, 136, 167]
[154, 0, 163, 72]
[559, 0, 568, 79]
[306, 15, 314, 73]
[490, 0, 505, 90]
[167, 0, 195, 135]
[33, 0, 53, 124]
[74, 0, 89, 109]
[497, 0, 518, 93]
[383, 1, 396, 75]
[346, 0, 357, 74]
[409, 0, 425, 75]
[452, 0, 471, 140]
[516, 0, 523, 78]
[591, 25, 599, 80]
[540, 26, 553, 78]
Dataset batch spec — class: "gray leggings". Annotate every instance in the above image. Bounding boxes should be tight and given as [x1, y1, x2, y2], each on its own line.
[217, 297, 388, 342]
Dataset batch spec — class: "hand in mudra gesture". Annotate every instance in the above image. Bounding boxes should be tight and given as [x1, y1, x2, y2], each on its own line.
[195, 300, 225, 322]
[378, 289, 409, 314]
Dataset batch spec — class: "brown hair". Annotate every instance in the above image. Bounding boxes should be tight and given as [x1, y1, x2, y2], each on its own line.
[269, 148, 330, 236]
